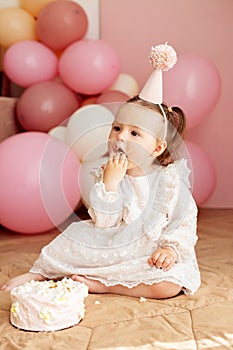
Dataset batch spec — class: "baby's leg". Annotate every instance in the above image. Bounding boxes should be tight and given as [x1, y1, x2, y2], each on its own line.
[72, 275, 182, 299]
[105, 281, 182, 299]
[0, 272, 45, 292]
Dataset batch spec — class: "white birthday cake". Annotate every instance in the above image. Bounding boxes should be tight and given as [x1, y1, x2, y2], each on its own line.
[10, 278, 88, 332]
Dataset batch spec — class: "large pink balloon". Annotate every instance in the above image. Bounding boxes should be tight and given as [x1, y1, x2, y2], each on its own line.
[163, 54, 221, 129]
[36, 0, 88, 51]
[59, 39, 121, 95]
[185, 140, 216, 205]
[16, 82, 80, 132]
[3, 40, 58, 87]
[0, 132, 80, 234]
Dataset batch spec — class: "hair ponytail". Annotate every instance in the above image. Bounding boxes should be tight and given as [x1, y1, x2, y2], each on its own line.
[157, 104, 186, 166]
[170, 106, 186, 136]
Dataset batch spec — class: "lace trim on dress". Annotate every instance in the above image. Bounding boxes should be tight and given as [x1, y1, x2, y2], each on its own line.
[85, 276, 193, 295]
[95, 182, 119, 202]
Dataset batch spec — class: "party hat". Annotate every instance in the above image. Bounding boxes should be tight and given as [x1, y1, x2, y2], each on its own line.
[139, 43, 177, 104]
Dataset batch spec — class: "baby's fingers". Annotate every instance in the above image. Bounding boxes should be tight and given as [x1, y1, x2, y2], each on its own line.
[148, 252, 175, 271]
[110, 153, 127, 171]
[148, 251, 160, 266]
[119, 153, 128, 169]
[148, 257, 154, 266]
[118, 152, 127, 160]
[162, 257, 175, 272]
[153, 253, 166, 269]
[114, 151, 126, 161]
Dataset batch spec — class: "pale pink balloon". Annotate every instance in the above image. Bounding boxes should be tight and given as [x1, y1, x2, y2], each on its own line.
[0, 132, 80, 234]
[96, 90, 129, 115]
[59, 39, 121, 95]
[96, 90, 129, 104]
[163, 54, 221, 129]
[185, 140, 216, 205]
[3, 40, 58, 87]
[16, 82, 80, 132]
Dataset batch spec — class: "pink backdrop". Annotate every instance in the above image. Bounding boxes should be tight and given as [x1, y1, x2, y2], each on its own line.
[100, 0, 233, 208]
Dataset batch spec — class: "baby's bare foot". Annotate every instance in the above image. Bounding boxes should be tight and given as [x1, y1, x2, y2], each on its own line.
[0, 273, 45, 292]
[71, 275, 107, 293]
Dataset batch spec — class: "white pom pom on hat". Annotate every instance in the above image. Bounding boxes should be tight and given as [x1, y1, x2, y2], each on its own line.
[139, 43, 177, 104]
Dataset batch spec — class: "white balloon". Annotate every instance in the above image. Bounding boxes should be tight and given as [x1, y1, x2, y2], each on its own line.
[48, 126, 67, 143]
[79, 156, 108, 208]
[66, 105, 114, 161]
[108, 73, 139, 97]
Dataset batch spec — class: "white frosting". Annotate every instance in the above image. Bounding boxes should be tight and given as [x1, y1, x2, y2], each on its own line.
[10, 278, 88, 332]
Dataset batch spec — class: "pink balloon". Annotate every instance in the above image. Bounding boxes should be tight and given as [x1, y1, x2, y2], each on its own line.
[0, 132, 80, 234]
[16, 82, 80, 132]
[59, 39, 121, 95]
[36, 0, 88, 51]
[96, 90, 129, 115]
[3, 40, 58, 87]
[96, 90, 129, 104]
[163, 54, 221, 129]
[185, 140, 216, 205]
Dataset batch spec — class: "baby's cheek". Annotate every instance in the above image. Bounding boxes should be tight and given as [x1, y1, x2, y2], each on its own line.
[128, 143, 151, 164]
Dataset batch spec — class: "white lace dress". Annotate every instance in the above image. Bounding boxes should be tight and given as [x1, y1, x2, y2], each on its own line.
[30, 158, 201, 295]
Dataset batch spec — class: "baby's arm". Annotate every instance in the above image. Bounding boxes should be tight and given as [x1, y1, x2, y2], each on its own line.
[0, 272, 46, 292]
[148, 246, 178, 272]
[88, 153, 128, 228]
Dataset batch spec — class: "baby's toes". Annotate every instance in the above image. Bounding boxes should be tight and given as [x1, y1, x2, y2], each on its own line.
[0, 284, 6, 291]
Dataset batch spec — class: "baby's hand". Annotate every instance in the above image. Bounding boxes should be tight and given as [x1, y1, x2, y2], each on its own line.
[103, 152, 128, 192]
[148, 247, 178, 272]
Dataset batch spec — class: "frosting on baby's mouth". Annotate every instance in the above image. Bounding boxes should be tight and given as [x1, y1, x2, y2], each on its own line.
[111, 140, 127, 155]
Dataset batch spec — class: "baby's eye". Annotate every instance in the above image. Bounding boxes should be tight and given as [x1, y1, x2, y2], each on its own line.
[131, 130, 140, 137]
[113, 125, 121, 132]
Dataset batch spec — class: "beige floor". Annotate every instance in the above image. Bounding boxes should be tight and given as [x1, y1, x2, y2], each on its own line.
[0, 207, 233, 350]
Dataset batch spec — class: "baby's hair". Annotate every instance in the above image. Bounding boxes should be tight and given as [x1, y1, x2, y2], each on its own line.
[126, 96, 186, 166]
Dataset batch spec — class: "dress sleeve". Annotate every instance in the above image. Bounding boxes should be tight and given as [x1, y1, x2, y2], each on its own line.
[88, 167, 124, 228]
[158, 159, 198, 262]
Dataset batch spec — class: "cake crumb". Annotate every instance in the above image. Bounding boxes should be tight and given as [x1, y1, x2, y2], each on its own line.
[139, 297, 147, 303]
[94, 300, 100, 305]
